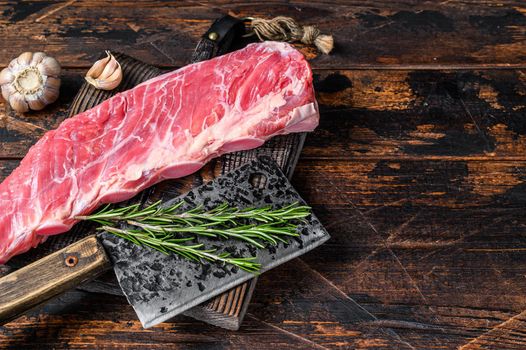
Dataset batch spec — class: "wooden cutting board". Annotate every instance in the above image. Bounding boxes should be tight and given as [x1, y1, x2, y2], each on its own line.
[6, 52, 307, 330]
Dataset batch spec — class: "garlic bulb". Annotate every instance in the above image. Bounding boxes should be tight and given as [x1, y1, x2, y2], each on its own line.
[85, 51, 122, 90]
[0, 52, 61, 113]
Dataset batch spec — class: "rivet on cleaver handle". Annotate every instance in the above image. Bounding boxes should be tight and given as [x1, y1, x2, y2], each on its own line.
[0, 235, 111, 325]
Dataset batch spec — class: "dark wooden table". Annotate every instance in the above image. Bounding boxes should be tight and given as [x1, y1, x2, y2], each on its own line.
[1, 1, 525, 349]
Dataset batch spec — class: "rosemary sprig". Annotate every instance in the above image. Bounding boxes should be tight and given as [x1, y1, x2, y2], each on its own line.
[77, 201, 311, 226]
[101, 226, 261, 273]
[126, 221, 299, 248]
[77, 201, 311, 273]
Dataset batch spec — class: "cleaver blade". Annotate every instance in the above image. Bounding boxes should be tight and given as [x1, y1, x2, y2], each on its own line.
[0, 157, 329, 328]
[103, 156, 330, 328]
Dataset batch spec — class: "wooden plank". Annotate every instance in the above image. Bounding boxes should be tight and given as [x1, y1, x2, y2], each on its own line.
[460, 311, 526, 349]
[2, 68, 525, 160]
[305, 69, 526, 160]
[0, 1, 523, 69]
[293, 159, 526, 208]
[0, 160, 18, 177]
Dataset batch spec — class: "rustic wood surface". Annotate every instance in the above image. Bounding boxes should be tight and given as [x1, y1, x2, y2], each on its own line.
[0, 1, 525, 349]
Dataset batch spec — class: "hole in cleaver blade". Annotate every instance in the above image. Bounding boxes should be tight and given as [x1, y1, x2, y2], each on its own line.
[99, 156, 330, 328]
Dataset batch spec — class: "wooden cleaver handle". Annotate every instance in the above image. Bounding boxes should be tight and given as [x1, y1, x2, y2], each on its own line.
[0, 235, 111, 325]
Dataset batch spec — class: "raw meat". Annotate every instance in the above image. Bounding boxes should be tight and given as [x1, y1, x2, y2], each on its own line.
[0, 42, 319, 263]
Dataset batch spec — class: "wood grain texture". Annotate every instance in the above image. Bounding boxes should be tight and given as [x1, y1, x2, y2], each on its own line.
[0, 236, 110, 326]
[0, 1, 523, 69]
[1, 1, 526, 349]
[307, 69, 526, 160]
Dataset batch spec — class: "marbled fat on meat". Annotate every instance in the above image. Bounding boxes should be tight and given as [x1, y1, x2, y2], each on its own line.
[0, 42, 319, 263]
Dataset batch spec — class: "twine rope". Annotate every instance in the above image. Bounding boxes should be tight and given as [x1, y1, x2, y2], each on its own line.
[247, 16, 334, 54]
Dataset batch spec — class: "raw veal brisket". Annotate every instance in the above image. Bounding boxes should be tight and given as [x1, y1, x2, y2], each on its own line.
[0, 42, 319, 263]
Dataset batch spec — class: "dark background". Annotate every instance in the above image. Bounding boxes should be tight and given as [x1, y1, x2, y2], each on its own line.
[0, 1, 525, 349]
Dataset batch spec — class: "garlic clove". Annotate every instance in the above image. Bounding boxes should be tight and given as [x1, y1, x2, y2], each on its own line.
[106, 67, 123, 87]
[86, 76, 121, 91]
[30, 52, 47, 66]
[37, 56, 61, 77]
[1, 84, 16, 101]
[8, 59, 19, 71]
[17, 52, 33, 67]
[85, 51, 122, 91]
[0, 68, 14, 85]
[98, 56, 120, 80]
[44, 76, 61, 91]
[84, 76, 101, 89]
[27, 97, 47, 111]
[40, 81, 60, 104]
[9, 92, 29, 113]
[86, 51, 112, 79]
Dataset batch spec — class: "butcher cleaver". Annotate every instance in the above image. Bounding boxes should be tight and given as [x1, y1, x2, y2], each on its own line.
[0, 157, 330, 328]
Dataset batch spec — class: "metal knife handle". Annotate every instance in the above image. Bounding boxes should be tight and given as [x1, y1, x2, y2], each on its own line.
[0, 235, 111, 325]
